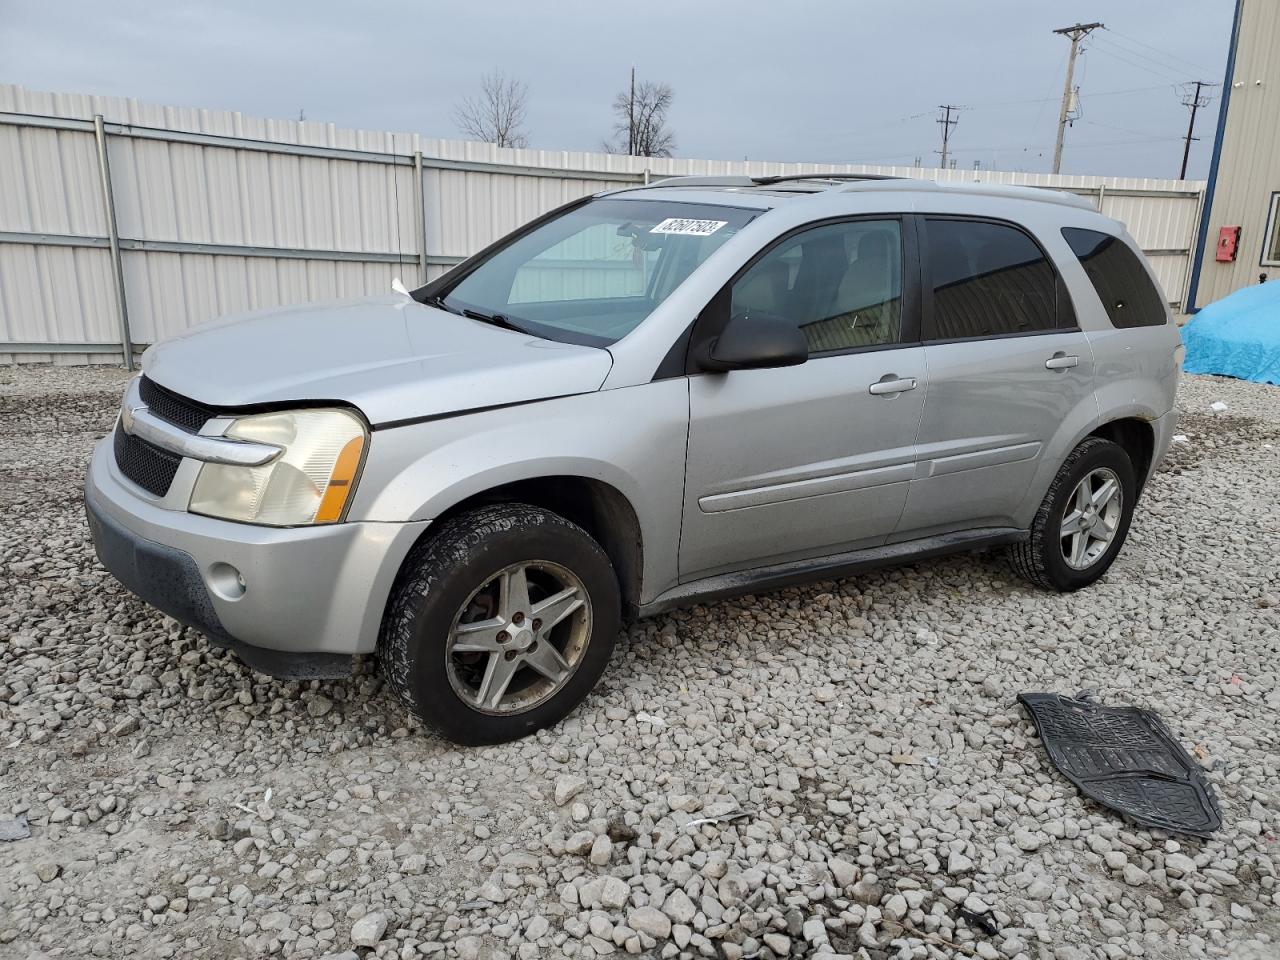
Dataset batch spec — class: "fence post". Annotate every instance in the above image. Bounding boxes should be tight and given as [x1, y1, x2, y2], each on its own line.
[93, 114, 134, 371]
[413, 150, 428, 284]
[1096, 183, 1106, 213]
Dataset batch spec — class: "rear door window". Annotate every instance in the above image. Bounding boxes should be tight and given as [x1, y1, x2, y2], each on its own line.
[924, 218, 1063, 340]
[1061, 227, 1167, 328]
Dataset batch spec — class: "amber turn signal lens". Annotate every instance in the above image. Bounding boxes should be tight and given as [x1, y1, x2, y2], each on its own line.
[314, 435, 365, 524]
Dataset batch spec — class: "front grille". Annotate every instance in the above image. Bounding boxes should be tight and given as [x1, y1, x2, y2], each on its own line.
[113, 425, 182, 497]
[138, 376, 215, 433]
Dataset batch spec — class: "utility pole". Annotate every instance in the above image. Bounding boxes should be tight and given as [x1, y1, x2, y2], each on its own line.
[1179, 80, 1215, 179]
[1052, 22, 1103, 174]
[935, 105, 959, 170]
[628, 66, 636, 156]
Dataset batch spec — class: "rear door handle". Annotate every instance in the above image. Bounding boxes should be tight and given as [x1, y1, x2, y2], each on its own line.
[868, 376, 918, 396]
[1045, 353, 1079, 370]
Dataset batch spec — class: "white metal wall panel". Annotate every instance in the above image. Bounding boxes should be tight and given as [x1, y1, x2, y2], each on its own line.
[0, 244, 117, 342]
[104, 138, 416, 254]
[119, 252, 401, 343]
[0, 82, 1205, 357]
[0, 125, 105, 236]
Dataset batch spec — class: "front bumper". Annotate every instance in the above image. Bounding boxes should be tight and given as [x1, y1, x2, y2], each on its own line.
[85, 432, 429, 677]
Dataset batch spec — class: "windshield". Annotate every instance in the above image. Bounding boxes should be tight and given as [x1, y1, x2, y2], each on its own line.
[434, 197, 757, 346]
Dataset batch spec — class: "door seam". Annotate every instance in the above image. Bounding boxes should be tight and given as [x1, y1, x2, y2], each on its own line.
[889, 345, 930, 533]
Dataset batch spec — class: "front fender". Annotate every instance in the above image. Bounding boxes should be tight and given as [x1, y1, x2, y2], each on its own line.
[348, 381, 690, 603]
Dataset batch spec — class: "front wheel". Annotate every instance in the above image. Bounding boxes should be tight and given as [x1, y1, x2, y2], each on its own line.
[1009, 437, 1137, 592]
[378, 503, 621, 745]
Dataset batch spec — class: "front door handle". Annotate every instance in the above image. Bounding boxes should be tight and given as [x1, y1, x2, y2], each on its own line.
[868, 376, 918, 396]
[1045, 353, 1079, 370]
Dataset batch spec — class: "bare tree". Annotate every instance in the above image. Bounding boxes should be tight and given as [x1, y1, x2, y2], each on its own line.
[453, 72, 530, 148]
[605, 74, 676, 157]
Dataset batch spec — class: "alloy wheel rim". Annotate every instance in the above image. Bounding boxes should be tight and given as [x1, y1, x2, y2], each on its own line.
[445, 560, 592, 715]
[1060, 467, 1123, 570]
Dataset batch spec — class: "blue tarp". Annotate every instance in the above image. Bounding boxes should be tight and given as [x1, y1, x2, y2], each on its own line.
[1183, 281, 1280, 385]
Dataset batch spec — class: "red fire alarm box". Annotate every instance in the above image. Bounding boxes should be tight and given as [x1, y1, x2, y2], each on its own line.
[1216, 225, 1241, 262]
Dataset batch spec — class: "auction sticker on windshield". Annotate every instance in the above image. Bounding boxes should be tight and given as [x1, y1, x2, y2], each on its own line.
[650, 218, 728, 236]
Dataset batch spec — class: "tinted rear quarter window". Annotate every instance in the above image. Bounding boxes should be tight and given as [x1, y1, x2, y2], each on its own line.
[925, 218, 1062, 339]
[1062, 227, 1167, 328]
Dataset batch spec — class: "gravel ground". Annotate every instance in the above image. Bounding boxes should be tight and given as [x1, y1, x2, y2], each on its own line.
[1, 364, 1278, 960]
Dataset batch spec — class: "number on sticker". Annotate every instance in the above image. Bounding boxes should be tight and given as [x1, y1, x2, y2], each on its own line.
[650, 218, 728, 237]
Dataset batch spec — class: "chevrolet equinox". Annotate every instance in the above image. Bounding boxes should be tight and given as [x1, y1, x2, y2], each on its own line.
[85, 175, 1182, 744]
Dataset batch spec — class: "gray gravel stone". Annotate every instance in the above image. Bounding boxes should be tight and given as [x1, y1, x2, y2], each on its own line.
[627, 906, 670, 939]
[599, 875, 630, 910]
[762, 932, 790, 954]
[828, 856, 858, 889]
[588, 833, 613, 865]
[349, 912, 387, 947]
[554, 775, 587, 806]
[662, 888, 695, 924]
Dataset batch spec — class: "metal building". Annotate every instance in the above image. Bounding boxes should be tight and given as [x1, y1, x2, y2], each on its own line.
[1187, 0, 1280, 309]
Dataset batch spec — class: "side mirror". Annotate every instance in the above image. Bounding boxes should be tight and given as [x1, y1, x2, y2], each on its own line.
[698, 312, 808, 372]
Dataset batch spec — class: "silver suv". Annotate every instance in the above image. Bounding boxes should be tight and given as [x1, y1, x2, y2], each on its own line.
[85, 175, 1181, 744]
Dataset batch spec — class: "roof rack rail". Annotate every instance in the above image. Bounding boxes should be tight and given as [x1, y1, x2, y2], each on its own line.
[645, 175, 757, 188]
[644, 172, 903, 190]
[832, 178, 1098, 211]
[749, 173, 902, 185]
[630, 173, 1098, 212]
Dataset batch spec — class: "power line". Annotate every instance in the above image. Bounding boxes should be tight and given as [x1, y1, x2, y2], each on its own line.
[832, 110, 934, 142]
[1052, 22, 1104, 173]
[846, 133, 1190, 166]
[1093, 35, 1192, 78]
[935, 105, 960, 168]
[809, 83, 1180, 156]
[952, 135, 1188, 153]
[1090, 38, 1189, 84]
[1031, 49, 1070, 152]
[1102, 26, 1215, 76]
[964, 84, 1170, 110]
[1081, 118, 1186, 141]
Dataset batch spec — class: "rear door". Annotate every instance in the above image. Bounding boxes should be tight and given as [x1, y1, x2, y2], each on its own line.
[892, 216, 1096, 539]
[679, 217, 928, 580]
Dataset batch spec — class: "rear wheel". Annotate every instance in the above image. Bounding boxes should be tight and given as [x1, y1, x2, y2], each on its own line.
[379, 503, 620, 745]
[1009, 437, 1136, 592]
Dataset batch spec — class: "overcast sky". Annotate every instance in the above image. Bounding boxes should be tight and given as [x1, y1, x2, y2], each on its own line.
[1, 0, 1235, 179]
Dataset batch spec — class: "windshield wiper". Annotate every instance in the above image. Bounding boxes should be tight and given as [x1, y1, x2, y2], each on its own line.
[462, 308, 526, 333]
[425, 294, 529, 334]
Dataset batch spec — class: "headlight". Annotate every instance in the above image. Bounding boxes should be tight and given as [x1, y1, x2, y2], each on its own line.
[189, 409, 367, 526]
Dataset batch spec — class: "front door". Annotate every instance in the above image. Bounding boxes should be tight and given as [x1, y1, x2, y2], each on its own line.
[680, 217, 928, 581]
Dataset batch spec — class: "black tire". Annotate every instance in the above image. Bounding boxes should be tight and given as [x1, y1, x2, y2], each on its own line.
[378, 503, 620, 745]
[1009, 437, 1137, 592]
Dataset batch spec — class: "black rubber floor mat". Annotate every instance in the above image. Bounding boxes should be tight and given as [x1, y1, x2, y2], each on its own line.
[1018, 693, 1221, 837]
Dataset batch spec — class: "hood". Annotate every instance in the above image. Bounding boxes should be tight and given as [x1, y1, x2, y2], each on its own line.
[142, 296, 614, 426]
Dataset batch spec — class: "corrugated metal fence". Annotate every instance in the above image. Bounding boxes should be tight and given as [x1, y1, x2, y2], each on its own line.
[0, 84, 1206, 365]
